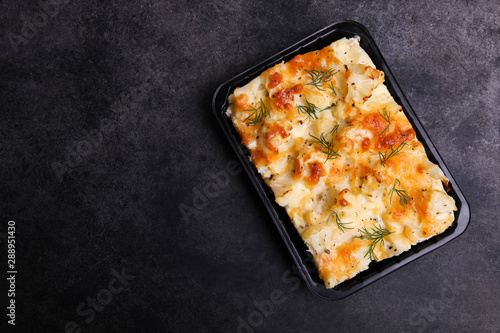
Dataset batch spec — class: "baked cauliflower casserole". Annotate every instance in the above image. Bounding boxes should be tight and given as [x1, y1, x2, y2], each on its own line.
[227, 37, 456, 288]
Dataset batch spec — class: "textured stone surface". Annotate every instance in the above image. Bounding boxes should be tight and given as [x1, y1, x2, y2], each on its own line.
[0, 0, 499, 332]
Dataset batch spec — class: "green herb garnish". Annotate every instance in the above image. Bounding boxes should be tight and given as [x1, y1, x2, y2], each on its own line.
[297, 98, 331, 120]
[327, 211, 353, 233]
[305, 67, 339, 91]
[379, 139, 407, 167]
[306, 131, 341, 162]
[326, 82, 337, 96]
[356, 225, 393, 261]
[389, 178, 411, 209]
[243, 99, 269, 126]
[378, 107, 391, 136]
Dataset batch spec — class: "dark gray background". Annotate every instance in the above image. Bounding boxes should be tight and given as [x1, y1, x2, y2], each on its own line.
[1, 0, 499, 332]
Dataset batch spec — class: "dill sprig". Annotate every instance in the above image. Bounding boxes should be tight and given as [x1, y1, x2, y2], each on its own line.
[297, 98, 331, 120]
[305, 67, 339, 91]
[378, 107, 391, 135]
[389, 178, 411, 209]
[306, 131, 341, 162]
[329, 124, 339, 135]
[356, 225, 393, 261]
[243, 99, 270, 126]
[326, 81, 337, 96]
[327, 211, 353, 233]
[379, 139, 407, 167]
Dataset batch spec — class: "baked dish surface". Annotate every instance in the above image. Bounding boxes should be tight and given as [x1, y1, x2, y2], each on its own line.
[227, 37, 456, 288]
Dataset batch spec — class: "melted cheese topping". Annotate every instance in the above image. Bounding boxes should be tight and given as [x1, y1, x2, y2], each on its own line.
[227, 37, 456, 288]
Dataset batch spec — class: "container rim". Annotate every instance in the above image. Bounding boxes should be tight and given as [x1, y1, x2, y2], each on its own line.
[212, 20, 470, 300]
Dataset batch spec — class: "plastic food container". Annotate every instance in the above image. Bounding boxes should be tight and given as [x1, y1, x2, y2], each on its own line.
[212, 21, 470, 300]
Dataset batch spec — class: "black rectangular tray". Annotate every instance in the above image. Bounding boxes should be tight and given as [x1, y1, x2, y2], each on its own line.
[212, 21, 470, 300]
